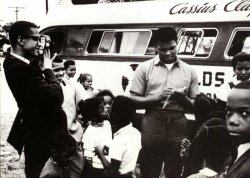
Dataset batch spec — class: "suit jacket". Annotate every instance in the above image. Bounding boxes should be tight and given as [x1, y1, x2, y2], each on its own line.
[226, 149, 250, 178]
[3, 52, 67, 155]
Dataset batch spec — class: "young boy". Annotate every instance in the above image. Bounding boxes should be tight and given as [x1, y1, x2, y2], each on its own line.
[64, 59, 76, 79]
[95, 96, 141, 178]
[39, 132, 77, 178]
[225, 80, 250, 178]
[217, 52, 250, 110]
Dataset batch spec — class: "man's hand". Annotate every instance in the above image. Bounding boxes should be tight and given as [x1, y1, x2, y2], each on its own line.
[169, 87, 187, 102]
[41, 52, 57, 70]
[158, 88, 174, 101]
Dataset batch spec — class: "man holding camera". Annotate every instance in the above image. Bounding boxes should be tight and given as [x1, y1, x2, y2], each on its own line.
[3, 21, 67, 178]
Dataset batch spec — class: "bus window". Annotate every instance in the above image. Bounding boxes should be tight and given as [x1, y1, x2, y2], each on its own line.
[66, 27, 91, 56]
[226, 29, 250, 58]
[196, 29, 217, 57]
[177, 28, 218, 58]
[87, 30, 104, 53]
[178, 30, 203, 55]
[86, 29, 152, 55]
[98, 31, 115, 53]
[41, 28, 67, 56]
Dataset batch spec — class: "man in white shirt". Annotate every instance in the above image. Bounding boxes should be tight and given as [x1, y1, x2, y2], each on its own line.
[95, 96, 141, 178]
[225, 80, 250, 178]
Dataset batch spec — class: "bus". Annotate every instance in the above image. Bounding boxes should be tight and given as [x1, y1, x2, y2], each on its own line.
[40, 0, 250, 98]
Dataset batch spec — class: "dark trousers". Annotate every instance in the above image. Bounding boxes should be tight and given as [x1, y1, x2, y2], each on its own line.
[24, 139, 51, 178]
[140, 110, 188, 178]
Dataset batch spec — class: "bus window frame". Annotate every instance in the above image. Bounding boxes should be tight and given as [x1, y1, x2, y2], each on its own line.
[177, 28, 218, 59]
[224, 27, 250, 60]
[86, 29, 152, 56]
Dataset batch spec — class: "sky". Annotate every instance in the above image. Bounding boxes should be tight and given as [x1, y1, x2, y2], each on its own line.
[0, 0, 60, 25]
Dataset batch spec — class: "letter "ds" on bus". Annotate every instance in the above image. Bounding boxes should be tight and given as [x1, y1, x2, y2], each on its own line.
[203, 71, 212, 86]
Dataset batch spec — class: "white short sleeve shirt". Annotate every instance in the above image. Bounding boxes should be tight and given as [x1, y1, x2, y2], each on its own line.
[109, 123, 141, 174]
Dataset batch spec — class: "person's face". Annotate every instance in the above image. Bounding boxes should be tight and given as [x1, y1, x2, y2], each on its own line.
[95, 102, 108, 123]
[103, 95, 113, 115]
[22, 27, 42, 58]
[65, 65, 76, 78]
[53, 67, 65, 82]
[235, 61, 250, 81]
[226, 89, 250, 144]
[157, 40, 177, 64]
[83, 76, 92, 90]
[53, 146, 75, 166]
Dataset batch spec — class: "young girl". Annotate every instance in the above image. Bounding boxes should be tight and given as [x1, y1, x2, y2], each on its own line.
[95, 89, 115, 117]
[77, 73, 93, 90]
[78, 98, 112, 178]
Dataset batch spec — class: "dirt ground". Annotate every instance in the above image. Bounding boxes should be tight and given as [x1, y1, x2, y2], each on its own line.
[0, 115, 25, 178]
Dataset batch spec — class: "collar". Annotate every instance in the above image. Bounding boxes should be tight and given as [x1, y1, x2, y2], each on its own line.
[199, 167, 218, 177]
[10, 52, 30, 65]
[64, 74, 70, 80]
[114, 123, 132, 136]
[232, 75, 250, 85]
[153, 55, 179, 67]
[235, 142, 250, 162]
[91, 121, 104, 127]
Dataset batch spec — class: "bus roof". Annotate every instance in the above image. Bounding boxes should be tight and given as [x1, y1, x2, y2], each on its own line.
[41, 0, 250, 29]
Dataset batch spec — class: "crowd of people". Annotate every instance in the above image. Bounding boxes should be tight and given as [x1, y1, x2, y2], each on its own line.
[3, 20, 250, 178]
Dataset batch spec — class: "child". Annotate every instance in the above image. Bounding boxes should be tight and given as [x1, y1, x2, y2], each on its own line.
[39, 132, 78, 178]
[187, 118, 232, 178]
[95, 96, 141, 178]
[225, 80, 250, 178]
[77, 73, 94, 91]
[77, 73, 95, 99]
[95, 89, 115, 117]
[78, 98, 112, 178]
[217, 52, 250, 110]
[64, 59, 76, 79]
[181, 93, 226, 177]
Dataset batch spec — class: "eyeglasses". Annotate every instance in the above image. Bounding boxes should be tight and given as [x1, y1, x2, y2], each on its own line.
[23, 35, 40, 42]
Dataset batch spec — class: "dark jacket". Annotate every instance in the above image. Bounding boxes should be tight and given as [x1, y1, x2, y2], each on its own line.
[3, 52, 67, 155]
[226, 149, 250, 178]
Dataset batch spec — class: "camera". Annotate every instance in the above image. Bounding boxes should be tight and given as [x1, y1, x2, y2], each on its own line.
[38, 35, 51, 55]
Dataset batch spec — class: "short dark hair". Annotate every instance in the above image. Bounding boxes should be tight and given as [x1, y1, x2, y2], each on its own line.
[234, 80, 250, 89]
[78, 97, 104, 121]
[53, 55, 63, 63]
[64, 59, 75, 70]
[9, 21, 38, 46]
[95, 89, 115, 99]
[155, 27, 177, 44]
[111, 95, 136, 124]
[231, 52, 250, 70]
[49, 132, 76, 153]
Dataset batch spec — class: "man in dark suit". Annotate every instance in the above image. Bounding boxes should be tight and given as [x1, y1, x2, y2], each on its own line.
[226, 80, 250, 178]
[3, 21, 67, 178]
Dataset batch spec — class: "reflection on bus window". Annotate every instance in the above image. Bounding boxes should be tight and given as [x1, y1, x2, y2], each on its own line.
[227, 29, 250, 57]
[66, 27, 91, 56]
[86, 30, 151, 55]
[177, 28, 217, 58]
